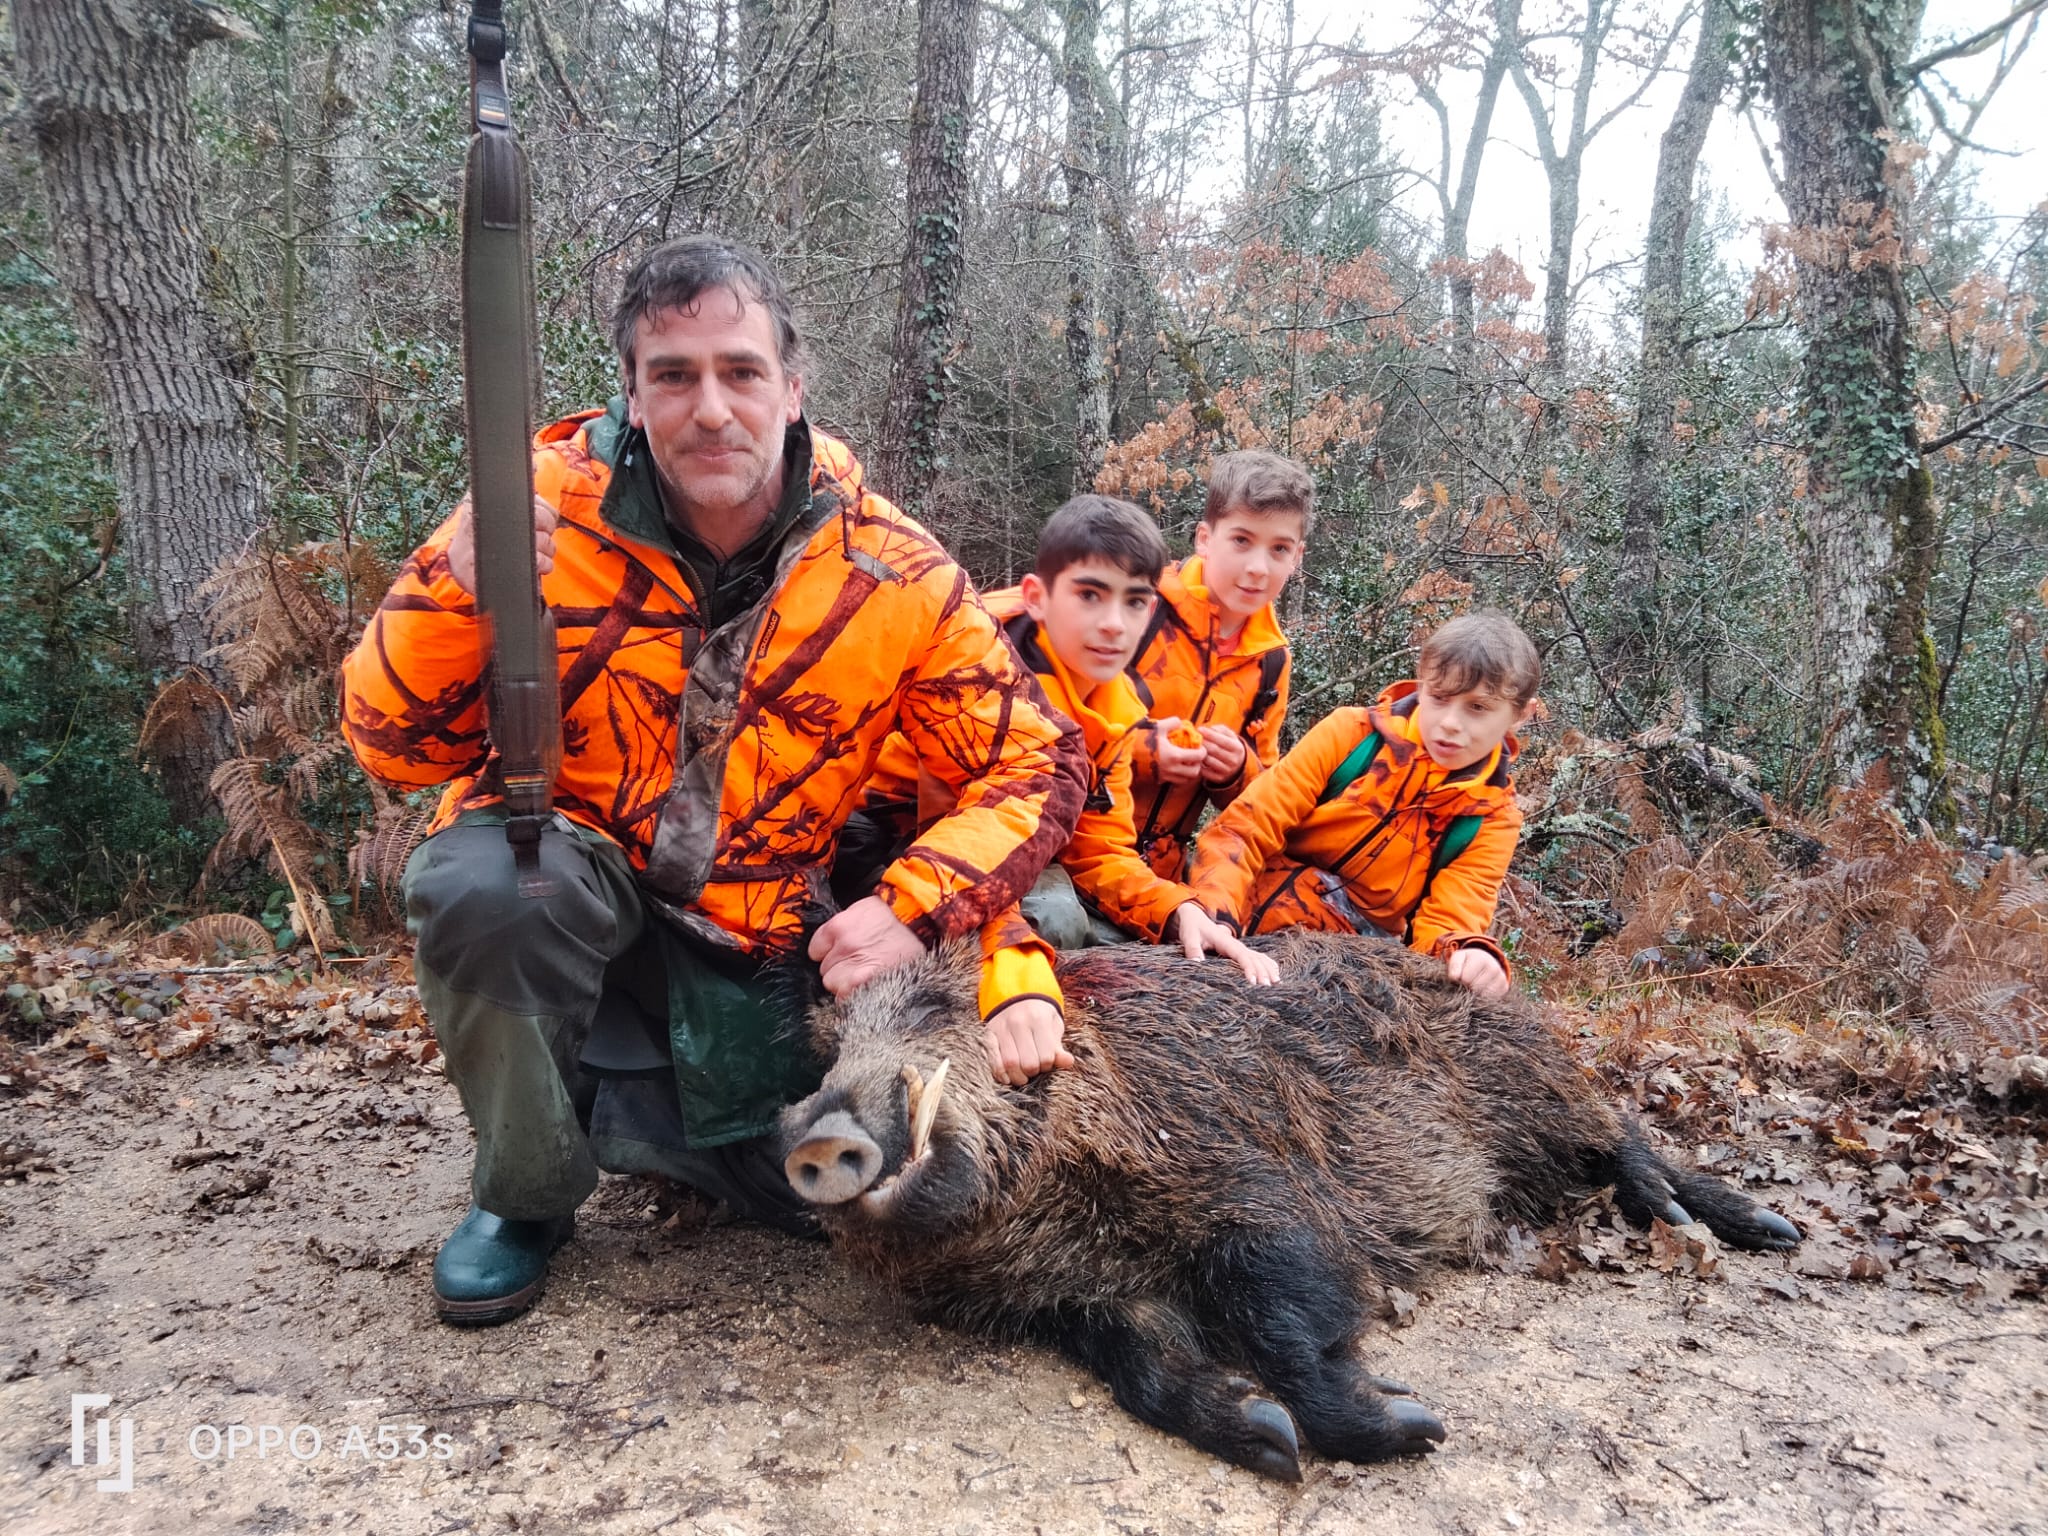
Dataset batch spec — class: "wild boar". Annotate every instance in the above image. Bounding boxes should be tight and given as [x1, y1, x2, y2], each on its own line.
[778, 930, 1799, 1481]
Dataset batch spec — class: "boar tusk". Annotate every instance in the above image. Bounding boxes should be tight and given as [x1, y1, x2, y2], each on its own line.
[900, 1062, 925, 1131]
[909, 1057, 950, 1162]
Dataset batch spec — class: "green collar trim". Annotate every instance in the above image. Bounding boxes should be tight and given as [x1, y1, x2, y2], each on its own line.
[592, 397, 819, 557]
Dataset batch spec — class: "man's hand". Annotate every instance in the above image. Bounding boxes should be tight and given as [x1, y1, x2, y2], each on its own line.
[809, 895, 927, 997]
[1169, 902, 1281, 985]
[1153, 718, 1208, 785]
[982, 997, 1075, 1086]
[1197, 724, 1247, 786]
[445, 492, 559, 598]
[1446, 945, 1510, 998]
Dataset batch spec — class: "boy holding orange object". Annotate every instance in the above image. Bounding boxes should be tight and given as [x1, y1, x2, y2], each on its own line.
[1126, 450, 1310, 882]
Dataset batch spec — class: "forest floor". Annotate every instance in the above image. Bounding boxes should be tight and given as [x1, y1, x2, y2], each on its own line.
[0, 931, 2043, 1536]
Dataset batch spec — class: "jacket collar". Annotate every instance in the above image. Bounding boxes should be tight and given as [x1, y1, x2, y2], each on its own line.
[586, 396, 818, 559]
[1161, 557, 1288, 657]
[1002, 611, 1147, 758]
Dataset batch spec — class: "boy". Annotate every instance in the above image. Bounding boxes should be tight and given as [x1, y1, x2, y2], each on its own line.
[851, 495, 1277, 1083]
[1187, 612, 1538, 997]
[1127, 450, 1310, 882]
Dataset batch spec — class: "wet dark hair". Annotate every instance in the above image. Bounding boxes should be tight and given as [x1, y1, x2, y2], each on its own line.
[611, 233, 808, 378]
[1418, 612, 1542, 708]
[1035, 495, 1168, 585]
[1204, 450, 1315, 534]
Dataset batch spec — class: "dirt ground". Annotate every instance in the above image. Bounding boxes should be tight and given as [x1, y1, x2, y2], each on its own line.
[2, 1035, 2044, 1536]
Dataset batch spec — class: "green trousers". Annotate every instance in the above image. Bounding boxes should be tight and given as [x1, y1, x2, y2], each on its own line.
[403, 812, 814, 1232]
[1019, 863, 1131, 949]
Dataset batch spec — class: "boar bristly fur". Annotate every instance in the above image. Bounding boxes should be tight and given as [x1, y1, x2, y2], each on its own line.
[779, 930, 1799, 1481]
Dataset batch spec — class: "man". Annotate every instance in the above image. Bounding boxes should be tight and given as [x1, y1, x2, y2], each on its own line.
[340, 235, 1086, 1324]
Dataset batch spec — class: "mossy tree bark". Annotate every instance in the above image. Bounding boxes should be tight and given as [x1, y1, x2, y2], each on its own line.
[1760, 0, 1947, 818]
[1061, 0, 1111, 492]
[876, 0, 979, 514]
[16, 0, 267, 824]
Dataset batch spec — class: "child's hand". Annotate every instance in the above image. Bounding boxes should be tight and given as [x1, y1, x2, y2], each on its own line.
[1197, 724, 1247, 785]
[1153, 719, 1208, 785]
[1446, 946, 1510, 997]
[1170, 902, 1281, 985]
[983, 997, 1076, 1085]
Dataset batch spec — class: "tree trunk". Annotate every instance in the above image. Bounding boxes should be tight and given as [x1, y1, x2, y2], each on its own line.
[1503, 0, 1603, 377]
[876, 0, 979, 512]
[1062, 0, 1110, 492]
[1611, 0, 1732, 684]
[16, 0, 268, 823]
[1435, 0, 1519, 372]
[1760, 0, 1944, 815]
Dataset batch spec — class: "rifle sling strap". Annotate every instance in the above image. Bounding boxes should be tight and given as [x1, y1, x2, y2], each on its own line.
[462, 0, 559, 896]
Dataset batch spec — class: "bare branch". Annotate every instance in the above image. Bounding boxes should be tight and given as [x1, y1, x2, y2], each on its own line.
[1906, 0, 2048, 78]
[1920, 373, 2048, 454]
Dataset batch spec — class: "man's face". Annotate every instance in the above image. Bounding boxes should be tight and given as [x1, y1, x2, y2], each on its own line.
[624, 287, 803, 531]
[1193, 506, 1304, 623]
[1412, 673, 1531, 772]
[1021, 558, 1159, 685]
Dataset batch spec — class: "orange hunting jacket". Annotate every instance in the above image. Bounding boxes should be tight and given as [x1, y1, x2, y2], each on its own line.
[340, 408, 1087, 959]
[1124, 558, 1292, 881]
[867, 590, 1201, 936]
[1187, 682, 1522, 972]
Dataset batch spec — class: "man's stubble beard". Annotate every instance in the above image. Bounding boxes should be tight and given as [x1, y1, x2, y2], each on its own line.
[649, 436, 780, 547]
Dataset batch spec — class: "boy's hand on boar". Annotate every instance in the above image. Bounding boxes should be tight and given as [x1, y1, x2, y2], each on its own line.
[1170, 902, 1281, 985]
[1446, 946, 1509, 998]
[810, 895, 927, 997]
[1153, 719, 1208, 785]
[983, 997, 1076, 1085]
[1196, 724, 1247, 785]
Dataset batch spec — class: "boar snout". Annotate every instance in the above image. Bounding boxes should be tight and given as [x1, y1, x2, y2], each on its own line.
[784, 1111, 886, 1204]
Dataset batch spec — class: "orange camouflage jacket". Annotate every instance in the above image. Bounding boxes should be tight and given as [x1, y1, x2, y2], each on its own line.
[1124, 558, 1291, 881]
[340, 407, 1087, 959]
[1187, 682, 1522, 972]
[863, 592, 1200, 939]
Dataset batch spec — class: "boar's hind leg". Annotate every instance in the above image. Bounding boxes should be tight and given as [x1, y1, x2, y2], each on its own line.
[1200, 1229, 1447, 1465]
[1048, 1299, 1304, 1482]
[1606, 1131, 1801, 1251]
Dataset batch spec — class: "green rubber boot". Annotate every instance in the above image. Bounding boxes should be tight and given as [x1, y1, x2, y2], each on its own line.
[432, 1204, 576, 1326]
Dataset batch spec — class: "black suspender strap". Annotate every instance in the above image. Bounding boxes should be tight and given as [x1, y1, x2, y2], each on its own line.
[462, 0, 560, 896]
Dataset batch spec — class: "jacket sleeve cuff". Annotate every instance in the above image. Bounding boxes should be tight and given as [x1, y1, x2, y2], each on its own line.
[1131, 883, 1201, 944]
[1429, 932, 1511, 981]
[1201, 750, 1251, 797]
[875, 874, 942, 946]
[980, 943, 1064, 1020]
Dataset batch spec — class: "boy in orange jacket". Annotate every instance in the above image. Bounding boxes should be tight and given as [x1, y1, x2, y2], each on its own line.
[1127, 450, 1310, 881]
[850, 495, 1278, 1083]
[1187, 612, 1538, 996]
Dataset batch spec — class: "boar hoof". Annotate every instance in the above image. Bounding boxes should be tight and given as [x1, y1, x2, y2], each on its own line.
[783, 1112, 885, 1205]
[1750, 1207, 1802, 1249]
[1385, 1395, 1447, 1452]
[1237, 1394, 1302, 1483]
[1663, 1199, 1696, 1227]
[1365, 1374, 1416, 1396]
